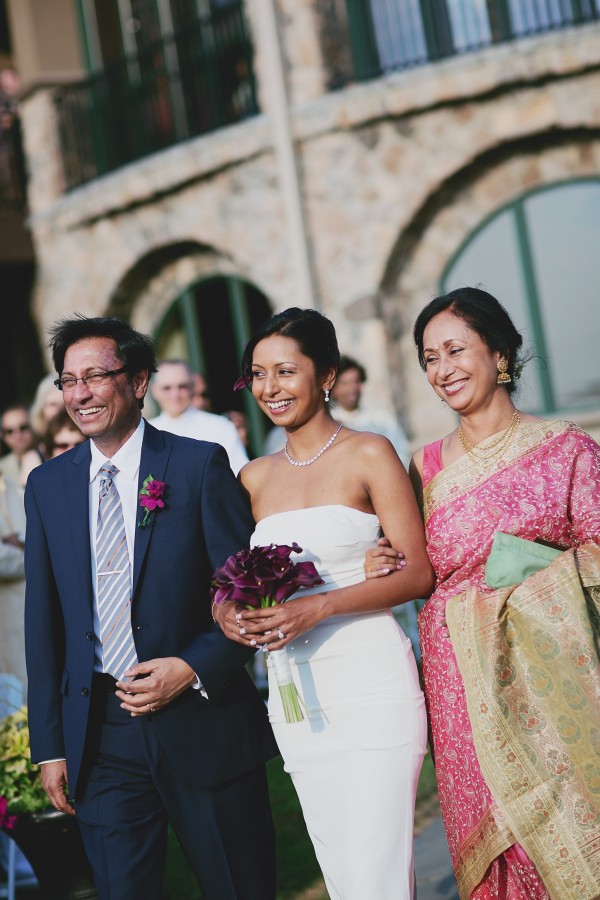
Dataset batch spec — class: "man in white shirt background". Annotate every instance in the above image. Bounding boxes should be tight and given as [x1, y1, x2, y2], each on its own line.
[149, 359, 248, 475]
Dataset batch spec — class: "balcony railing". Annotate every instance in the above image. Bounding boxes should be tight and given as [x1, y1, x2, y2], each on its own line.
[0, 111, 27, 211]
[55, 1, 257, 191]
[320, 0, 600, 87]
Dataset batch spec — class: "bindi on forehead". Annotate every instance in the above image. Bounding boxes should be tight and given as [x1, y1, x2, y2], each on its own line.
[424, 321, 473, 352]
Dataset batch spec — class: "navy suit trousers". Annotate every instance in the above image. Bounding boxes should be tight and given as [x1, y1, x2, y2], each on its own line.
[75, 681, 276, 900]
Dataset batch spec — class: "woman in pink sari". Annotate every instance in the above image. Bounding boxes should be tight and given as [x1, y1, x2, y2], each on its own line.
[371, 287, 600, 899]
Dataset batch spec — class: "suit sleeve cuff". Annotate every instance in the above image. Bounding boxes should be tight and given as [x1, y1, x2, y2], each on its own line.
[191, 672, 208, 699]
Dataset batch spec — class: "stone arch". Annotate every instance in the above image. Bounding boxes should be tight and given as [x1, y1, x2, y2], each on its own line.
[105, 240, 272, 335]
[377, 128, 600, 444]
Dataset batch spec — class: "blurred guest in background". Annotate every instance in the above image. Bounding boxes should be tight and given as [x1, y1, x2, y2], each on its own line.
[262, 424, 285, 455]
[190, 370, 211, 411]
[223, 409, 249, 449]
[150, 359, 248, 474]
[44, 408, 86, 458]
[331, 355, 410, 466]
[0, 66, 20, 129]
[30, 373, 64, 456]
[0, 65, 26, 203]
[0, 469, 26, 682]
[0, 405, 42, 489]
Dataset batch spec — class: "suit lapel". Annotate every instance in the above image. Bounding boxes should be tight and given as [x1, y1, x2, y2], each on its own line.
[67, 442, 94, 611]
[132, 423, 172, 598]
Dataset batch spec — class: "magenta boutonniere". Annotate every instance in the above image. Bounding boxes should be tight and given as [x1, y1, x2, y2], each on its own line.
[138, 474, 166, 528]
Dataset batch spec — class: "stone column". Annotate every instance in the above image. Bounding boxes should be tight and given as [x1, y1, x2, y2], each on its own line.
[247, 0, 328, 111]
[20, 89, 65, 216]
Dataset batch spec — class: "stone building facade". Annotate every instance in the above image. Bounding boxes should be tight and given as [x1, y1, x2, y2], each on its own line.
[8, 0, 600, 449]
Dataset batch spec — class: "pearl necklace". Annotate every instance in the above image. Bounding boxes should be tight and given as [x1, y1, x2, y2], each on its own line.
[458, 411, 520, 461]
[284, 423, 343, 468]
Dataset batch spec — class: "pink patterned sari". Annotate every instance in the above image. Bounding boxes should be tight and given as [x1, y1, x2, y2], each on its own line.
[418, 420, 600, 899]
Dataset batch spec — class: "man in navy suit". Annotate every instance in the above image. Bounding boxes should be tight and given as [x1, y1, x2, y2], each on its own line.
[24, 316, 277, 900]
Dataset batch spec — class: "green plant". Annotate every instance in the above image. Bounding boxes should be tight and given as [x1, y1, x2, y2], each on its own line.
[0, 706, 50, 815]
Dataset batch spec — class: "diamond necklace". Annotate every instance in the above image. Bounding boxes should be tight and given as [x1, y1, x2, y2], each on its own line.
[284, 423, 343, 468]
[458, 411, 520, 461]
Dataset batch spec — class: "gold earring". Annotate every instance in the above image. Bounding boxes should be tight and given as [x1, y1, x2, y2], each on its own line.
[497, 359, 511, 385]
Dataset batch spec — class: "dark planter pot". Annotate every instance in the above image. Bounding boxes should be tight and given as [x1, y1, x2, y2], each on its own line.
[9, 807, 97, 899]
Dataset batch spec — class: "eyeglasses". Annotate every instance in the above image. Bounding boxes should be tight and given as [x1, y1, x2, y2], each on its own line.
[53, 441, 83, 451]
[54, 367, 127, 392]
[2, 423, 31, 436]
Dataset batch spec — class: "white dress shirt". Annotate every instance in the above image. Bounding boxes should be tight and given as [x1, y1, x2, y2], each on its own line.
[149, 406, 248, 475]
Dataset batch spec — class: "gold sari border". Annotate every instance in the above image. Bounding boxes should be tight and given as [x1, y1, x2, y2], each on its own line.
[454, 807, 514, 899]
[446, 544, 600, 900]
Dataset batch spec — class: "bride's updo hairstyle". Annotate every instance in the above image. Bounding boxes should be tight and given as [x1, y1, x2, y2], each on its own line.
[240, 307, 340, 386]
[413, 287, 526, 395]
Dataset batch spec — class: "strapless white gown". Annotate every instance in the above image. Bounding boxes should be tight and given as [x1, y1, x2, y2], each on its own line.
[251, 506, 427, 899]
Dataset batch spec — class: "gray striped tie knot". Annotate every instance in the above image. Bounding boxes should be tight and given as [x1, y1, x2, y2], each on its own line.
[98, 463, 118, 505]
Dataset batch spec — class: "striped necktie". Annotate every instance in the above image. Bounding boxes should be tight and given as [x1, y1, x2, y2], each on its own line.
[96, 463, 137, 679]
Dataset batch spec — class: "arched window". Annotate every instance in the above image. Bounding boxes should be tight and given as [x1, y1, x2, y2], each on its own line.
[155, 275, 271, 456]
[442, 179, 600, 413]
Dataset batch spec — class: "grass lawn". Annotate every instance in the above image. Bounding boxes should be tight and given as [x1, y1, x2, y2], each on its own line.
[164, 751, 438, 899]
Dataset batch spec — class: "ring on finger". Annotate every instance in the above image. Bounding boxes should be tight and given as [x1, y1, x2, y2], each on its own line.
[277, 630, 286, 639]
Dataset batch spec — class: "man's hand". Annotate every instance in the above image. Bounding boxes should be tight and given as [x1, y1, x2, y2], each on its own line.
[40, 760, 74, 815]
[116, 657, 197, 716]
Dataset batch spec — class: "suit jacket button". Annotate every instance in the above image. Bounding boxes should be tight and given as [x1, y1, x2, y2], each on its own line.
[85, 632, 93, 641]
[81, 687, 89, 697]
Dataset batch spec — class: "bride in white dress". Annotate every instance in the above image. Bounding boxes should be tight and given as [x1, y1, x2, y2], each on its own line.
[214, 308, 433, 899]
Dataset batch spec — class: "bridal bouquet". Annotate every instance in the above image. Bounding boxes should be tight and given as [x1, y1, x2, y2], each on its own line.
[211, 543, 323, 723]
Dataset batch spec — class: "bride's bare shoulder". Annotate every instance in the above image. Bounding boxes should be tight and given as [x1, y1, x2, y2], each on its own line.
[341, 428, 400, 462]
[239, 451, 282, 492]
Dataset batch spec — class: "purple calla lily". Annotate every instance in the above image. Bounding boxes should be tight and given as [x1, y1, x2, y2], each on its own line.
[211, 543, 323, 611]
[210, 544, 324, 724]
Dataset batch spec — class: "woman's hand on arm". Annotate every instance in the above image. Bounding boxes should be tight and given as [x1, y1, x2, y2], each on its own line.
[364, 537, 404, 579]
